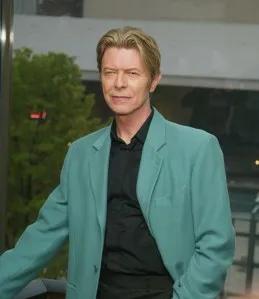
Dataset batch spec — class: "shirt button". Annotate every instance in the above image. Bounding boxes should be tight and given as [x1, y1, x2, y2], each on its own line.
[94, 265, 99, 273]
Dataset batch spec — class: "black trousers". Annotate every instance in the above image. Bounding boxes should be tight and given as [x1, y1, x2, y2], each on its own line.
[97, 270, 173, 299]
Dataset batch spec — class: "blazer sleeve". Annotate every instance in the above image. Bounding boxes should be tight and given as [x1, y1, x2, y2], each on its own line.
[173, 135, 235, 299]
[0, 143, 74, 299]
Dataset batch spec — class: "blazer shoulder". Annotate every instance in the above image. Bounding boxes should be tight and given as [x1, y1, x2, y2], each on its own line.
[165, 120, 217, 151]
[69, 126, 110, 153]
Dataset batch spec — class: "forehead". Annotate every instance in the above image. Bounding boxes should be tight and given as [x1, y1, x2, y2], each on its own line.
[102, 47, 147, 71]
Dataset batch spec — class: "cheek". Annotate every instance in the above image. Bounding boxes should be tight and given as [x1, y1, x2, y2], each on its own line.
[130, 80, 146, 91]
[135, 83, 150, 98]
[101, 81, 111, 94]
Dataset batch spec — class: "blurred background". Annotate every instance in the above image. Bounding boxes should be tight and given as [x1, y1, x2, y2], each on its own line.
[1, 0, 259, 298]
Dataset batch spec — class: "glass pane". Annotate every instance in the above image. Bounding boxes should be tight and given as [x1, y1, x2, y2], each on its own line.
[14, 0, 83, 17]
[14, 0, 38, 15]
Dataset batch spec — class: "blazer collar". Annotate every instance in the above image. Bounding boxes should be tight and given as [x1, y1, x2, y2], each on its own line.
[92, 107, 167, 152]
[145, 107, 166, 152]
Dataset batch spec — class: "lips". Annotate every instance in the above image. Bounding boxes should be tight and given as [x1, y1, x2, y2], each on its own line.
[111, 96, 132, 103]
[112, 96, 131, 99]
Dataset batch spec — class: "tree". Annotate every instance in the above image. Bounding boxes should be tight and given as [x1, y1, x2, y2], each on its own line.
[7, 48, 107, 278]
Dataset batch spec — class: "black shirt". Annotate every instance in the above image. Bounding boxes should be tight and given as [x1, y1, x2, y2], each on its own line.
[102, 110, 171, 276]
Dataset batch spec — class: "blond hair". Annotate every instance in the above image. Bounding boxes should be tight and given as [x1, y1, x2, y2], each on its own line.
[96, 27, 161, 81]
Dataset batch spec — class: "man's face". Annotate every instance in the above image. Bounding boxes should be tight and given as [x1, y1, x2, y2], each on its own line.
[101, 47, 160, 116]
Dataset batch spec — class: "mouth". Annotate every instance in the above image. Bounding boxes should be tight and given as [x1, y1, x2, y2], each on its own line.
[112, 96, 131, 99]
[111, 96, 131, 102]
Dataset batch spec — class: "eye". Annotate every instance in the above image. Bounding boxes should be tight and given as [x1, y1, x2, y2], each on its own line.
[104, 70, 115, 76]
[128, 71, 138, 76]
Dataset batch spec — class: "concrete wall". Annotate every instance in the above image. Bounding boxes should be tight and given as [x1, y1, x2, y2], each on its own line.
[84, 0, 259, 24]
[13, 15, 259, 89]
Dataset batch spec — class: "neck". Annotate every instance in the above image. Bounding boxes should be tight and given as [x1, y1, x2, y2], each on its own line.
[115, 105, 152, 144]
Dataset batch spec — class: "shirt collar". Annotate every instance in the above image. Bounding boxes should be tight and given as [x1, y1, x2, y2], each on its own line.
[111, 108, 154, 144]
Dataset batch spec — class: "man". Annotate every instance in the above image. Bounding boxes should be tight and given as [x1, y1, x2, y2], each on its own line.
[0, 27, 235, 299]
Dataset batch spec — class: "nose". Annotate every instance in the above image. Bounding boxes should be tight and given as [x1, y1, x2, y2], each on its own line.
[114, 73, 127, 89]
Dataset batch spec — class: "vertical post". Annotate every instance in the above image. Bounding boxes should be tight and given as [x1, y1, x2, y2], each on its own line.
[245, 214, 256, 293]
[0, 0, 13, 254]
[245, 199, 259, 294]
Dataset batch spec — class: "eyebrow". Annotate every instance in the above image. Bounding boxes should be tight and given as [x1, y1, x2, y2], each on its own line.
[126, 68, 141, 72]
[103, 67, 116, 71]
[102, 67, 141, 72]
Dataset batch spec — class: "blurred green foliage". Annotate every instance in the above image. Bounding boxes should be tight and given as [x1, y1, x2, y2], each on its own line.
[7, 48, 106, 278]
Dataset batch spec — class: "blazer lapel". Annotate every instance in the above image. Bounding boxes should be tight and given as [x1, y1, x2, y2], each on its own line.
[89, 108, 166, 235]
[89, 127, 111, 237]
[137, 146, 163, 218]
[137, 108, 167, 218]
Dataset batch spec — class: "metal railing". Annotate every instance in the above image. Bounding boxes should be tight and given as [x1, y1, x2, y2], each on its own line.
[221, 181, 259, 298]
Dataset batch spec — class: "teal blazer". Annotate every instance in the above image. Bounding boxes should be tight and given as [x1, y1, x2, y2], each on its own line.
[0, 108, 235, 299]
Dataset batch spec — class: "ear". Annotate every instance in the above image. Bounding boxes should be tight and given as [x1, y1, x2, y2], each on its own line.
[149, 72, 162, 93]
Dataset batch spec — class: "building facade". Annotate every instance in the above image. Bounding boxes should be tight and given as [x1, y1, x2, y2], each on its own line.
[84, 0, 259, 24]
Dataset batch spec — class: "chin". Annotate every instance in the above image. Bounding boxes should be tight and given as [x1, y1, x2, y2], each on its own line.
[109, 104, 135, 116]
[112, 109, 133, 116]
